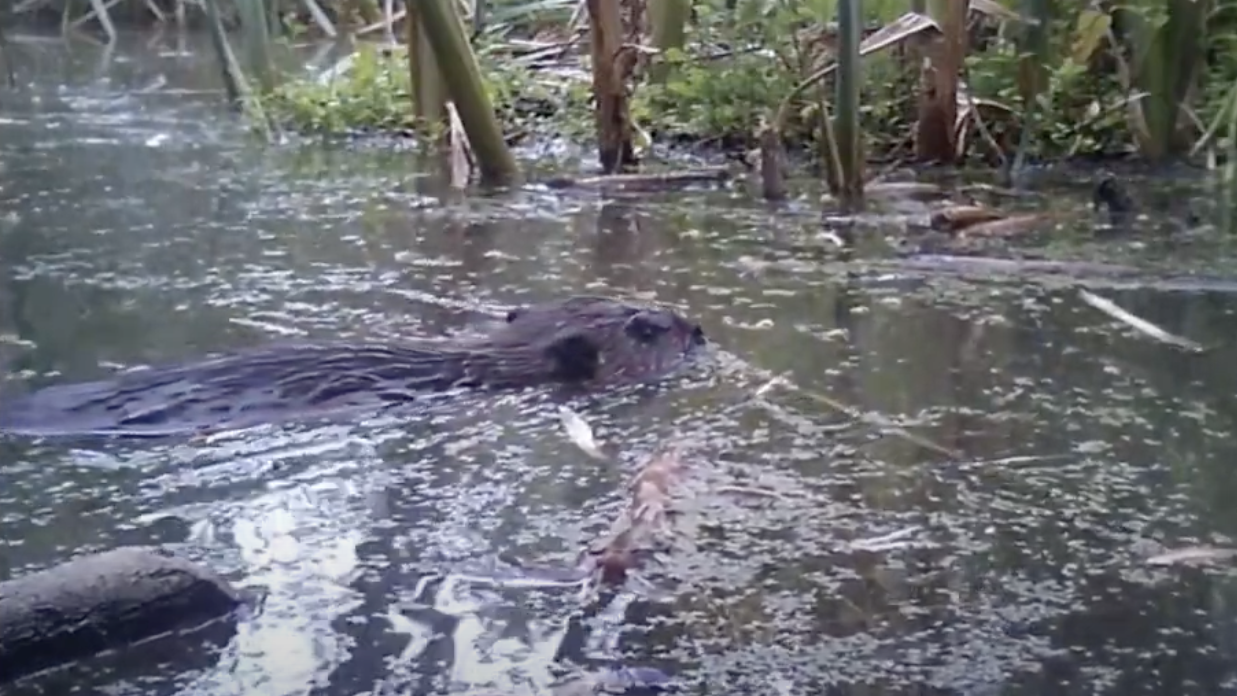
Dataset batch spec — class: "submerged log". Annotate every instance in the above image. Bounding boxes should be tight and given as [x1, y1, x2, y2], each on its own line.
[0, 546, 242, 684]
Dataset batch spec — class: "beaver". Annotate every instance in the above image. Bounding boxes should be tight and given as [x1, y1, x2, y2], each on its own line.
[0, 295, 708, 439]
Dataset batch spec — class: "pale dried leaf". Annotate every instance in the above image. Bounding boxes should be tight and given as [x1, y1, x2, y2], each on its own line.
[858, 12, 940, 56]
[559, 406, 608, 460]
[969, 0, 1036, 24]
[446, 102, 472, 190]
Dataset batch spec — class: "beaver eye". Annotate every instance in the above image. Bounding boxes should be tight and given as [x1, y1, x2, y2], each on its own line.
[624, 313, 671, 344]
[505, 308, 523, 323]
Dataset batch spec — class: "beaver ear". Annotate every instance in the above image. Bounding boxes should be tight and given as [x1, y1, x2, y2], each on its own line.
[545, 332, 600, 382]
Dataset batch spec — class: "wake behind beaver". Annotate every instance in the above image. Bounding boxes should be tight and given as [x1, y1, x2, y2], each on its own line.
[0, 296, 709, 439]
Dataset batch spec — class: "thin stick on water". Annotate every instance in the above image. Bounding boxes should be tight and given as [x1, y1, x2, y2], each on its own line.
[1079, 289, 1206, 353]
[753, 376, 961, 459]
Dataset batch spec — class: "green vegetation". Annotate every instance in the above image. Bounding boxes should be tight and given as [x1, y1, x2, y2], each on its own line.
[16, 0, 1237, 167]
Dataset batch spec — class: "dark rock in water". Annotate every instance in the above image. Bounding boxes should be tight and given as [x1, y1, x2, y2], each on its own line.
[0, 546, 241, 685]
[0, 295, 709, 439]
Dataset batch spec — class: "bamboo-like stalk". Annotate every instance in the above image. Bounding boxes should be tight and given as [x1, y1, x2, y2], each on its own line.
[833, 0, 863, 206]
[406, 0, 445, 134]
[1125, 0, 1208, 160]
[235, 0, 276, 94]
[1223, 77, 1237, 233]
[412, 0, 519, 186]
[648, 0, 690, 84]
[0, 1, 15, 88]
[202, 0, 249, 107]
[301, 0, 338, 38]
[83, 0, 118, 43]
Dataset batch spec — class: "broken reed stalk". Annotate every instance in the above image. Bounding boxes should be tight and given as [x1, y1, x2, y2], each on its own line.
[234, 0, 276, 94]
[586, 0, 637, 174]
[758, 123, 789, 201]
[412, 0, 519, 186]
[201, 0, 248, 108]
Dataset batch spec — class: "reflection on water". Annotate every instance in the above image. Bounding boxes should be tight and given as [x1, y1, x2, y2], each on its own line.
[6, 28, 1237, 696]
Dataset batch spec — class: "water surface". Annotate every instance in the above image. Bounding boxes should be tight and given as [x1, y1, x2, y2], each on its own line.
[3, 29, 1237, 696]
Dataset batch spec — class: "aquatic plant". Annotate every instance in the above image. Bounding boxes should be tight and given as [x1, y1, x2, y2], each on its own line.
[21, 0, 1237, 186]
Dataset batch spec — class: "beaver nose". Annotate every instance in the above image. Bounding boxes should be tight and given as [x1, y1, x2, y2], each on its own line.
[690, 325, 706, 346]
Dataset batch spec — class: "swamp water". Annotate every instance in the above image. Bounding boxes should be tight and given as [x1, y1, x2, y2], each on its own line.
[3, 30, 1237, 696]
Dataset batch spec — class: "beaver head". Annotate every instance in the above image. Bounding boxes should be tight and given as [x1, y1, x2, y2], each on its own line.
[479, 295, 708, 387]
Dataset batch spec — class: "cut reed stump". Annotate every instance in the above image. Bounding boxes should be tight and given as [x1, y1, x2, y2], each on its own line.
[587, 0, 638, 174]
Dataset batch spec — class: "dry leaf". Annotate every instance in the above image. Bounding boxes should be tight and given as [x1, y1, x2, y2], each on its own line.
[446, 102, 472, 190]
[558, 406, 607, 460]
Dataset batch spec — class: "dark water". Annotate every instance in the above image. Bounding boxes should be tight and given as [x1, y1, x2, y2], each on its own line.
[5, 29, 1237, 696]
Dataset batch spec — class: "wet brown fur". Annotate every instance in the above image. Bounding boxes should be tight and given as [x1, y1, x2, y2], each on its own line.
[0, 295, 707, 438]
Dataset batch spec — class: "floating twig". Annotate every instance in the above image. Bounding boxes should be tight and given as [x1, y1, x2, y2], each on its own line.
[754, 374, 960, 459]
[1145, 545, 1237, 567]
[1079, 289, 1206, 352]
[715, 484, 792, 501]
[847, 525, 923, 552]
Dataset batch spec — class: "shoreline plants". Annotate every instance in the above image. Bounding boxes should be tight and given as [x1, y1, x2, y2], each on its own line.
[9, 0, 1237, 205]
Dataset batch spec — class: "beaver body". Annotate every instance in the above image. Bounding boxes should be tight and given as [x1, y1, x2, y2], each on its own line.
[0, 296, 707, 438]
